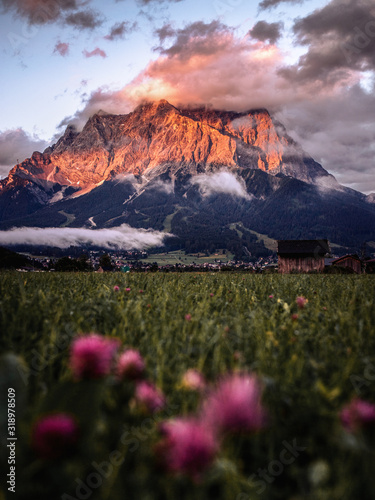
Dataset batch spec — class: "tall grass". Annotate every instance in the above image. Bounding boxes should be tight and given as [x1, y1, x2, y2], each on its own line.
[0, 272, 374, 500]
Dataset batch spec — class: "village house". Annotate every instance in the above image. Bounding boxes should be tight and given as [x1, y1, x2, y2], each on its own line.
[331, 254, 362, 274]
[277, 239, 331, 274]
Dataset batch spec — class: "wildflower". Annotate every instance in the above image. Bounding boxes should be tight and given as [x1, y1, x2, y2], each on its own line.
[296, 296, 308, 309]
[70, 333, 119, 380]
[156, 418, 217, 479]
[340, 398, 375, 432]
[32, 413, 78, 459]
[269, 295, 274, 299]
[117, 349, 145, 380]
[291, 313, 299, 321]
[185, 314, 192, 322]
[113, 285, 120, 292]
[125, 287, 131, 292]
[135, 381, 165, 414]
[139, 289, 144, 294]
[181, 369, 206, 391]
[210, 293, 214, 297]
[202, 373, 267, 435]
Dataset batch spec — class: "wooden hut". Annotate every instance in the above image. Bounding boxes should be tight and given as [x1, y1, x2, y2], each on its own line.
[331, 255, 362, 274]
[277, 239, 330, 274]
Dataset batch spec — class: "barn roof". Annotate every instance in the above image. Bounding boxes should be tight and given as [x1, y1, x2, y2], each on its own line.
[332, 254, 361, 264]
[277, 239, 330, 257]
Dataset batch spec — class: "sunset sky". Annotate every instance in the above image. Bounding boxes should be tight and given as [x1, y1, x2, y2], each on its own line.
[0, 0, 374, 193]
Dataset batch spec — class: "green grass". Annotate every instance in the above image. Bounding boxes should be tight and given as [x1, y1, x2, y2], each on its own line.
[0, 273, 375, 500]
[140, 250, 234, 264]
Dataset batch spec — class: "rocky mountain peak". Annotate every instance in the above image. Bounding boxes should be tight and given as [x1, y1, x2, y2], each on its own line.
[0, 99, 329, 199]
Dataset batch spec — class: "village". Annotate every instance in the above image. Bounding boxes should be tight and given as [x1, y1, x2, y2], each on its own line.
[9, 239, 375, 274]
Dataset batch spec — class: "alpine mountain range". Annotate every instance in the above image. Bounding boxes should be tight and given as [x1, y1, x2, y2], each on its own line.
[1, 99, 374, 257]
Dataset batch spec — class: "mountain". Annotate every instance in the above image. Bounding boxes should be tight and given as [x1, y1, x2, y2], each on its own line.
[1, 99, 374, 257]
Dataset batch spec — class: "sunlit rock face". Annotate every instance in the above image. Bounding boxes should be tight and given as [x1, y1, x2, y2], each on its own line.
[0, 99, 328, 200]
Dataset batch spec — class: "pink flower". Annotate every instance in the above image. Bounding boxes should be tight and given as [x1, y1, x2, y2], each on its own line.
[125, 287, 131, 292]
[156, 418, 217, 479]
[70, 334, 119, 380]
[32, 413, 79, 459]
[139, 289, 144, 294]
[202, 373, 267, 435]
[135, 381, 165, 413]
[117, 349, 145, 380]
[113, 285, 120, 292]
[181, 369, 206, 391]
[210, 293, 214, 297]
[296, 296, 308, 309]
[268, 295, 274, 299]
[291, 313, 299, 321]
[185, 314, 192, 322]
[340, 398, 375, 432]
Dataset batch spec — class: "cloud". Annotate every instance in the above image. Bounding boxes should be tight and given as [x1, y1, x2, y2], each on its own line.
[0, 224, 172, 250]
[259, 0, 304, 10]
[53, 41, 69, 56]
[104, 21, 138, 41]
[64, 20, 295, 128]
[56, 17, 374, 195]
[83, 47, 107, 59]
[275, 84, 375, 193]
[136, 0, 182, 4]
[65, 9, 104, 30]
[0, 0, 80, 24]
[280, 0, 375, 87]
[0, 128, 48, 179]
[191, 171, 251, 199]
[0, 0, 103, 31]
[249, 21, 284, 44]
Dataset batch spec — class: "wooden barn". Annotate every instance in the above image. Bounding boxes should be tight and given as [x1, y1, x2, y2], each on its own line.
[277, 239, 330, 274]
[331, 254, 362, 274]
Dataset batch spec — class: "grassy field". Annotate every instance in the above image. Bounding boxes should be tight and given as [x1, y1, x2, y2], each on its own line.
[0, 272, 375, 500]
[140, 250, 234, 265]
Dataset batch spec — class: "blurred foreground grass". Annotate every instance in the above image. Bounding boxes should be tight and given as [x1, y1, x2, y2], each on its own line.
[0, 272, 375, 500]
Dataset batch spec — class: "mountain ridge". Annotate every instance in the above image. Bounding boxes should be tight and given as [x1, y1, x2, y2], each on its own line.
[0, 99, 374, 257]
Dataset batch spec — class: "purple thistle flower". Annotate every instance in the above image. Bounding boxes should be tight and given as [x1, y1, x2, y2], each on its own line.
[117, 349, 145, 380]
[156, 417, 217, 479]
[32, 413, 79, 459]
[340, 398, 375, 432]
[296, 296, 308, 309]
[135, 381, 166, 414]
[202, 373, 268, 435]
[70, 333, 119, 380]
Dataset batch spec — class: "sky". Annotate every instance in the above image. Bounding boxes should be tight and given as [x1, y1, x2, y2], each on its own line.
[0, 0, 374, 194]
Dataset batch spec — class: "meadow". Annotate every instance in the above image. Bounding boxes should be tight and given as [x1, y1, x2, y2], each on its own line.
[0, 272, 375, 500]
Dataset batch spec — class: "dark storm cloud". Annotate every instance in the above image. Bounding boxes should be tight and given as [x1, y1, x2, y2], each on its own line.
[65, 9, 104, 30]
[104, 21, 138, 41]
[281, 0, 375, 85]
[249, 21, 284, 44]
[259, 0, 304, 10]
